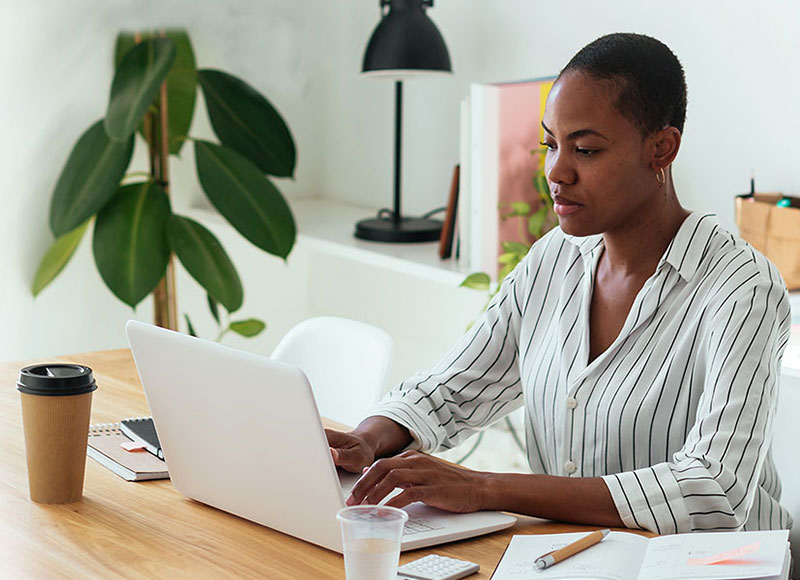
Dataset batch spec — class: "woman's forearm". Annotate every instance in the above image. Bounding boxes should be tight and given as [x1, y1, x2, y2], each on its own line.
[480, 472, 624, 527]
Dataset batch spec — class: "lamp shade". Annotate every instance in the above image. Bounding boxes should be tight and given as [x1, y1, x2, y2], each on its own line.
[362, 0, 452, 76]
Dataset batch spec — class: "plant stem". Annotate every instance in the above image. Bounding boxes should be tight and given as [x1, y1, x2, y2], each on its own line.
[147, 29, 178, 330]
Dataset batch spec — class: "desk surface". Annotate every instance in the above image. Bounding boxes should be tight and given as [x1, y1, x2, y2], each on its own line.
[1, 349, 606, 579]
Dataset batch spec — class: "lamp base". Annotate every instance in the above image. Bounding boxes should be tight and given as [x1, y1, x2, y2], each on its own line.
[354, 215, 443, 243]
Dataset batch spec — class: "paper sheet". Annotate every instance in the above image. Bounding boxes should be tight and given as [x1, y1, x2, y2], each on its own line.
[639, 531, 788, 580]
[491, 532, 648, 580]
[490, 531, 788, 580]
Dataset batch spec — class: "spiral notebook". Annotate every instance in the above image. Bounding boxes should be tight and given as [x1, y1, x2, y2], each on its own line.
[87, 423, 169, 481]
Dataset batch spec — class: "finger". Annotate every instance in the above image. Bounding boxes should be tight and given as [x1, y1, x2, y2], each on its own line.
[347, 453, 432, 504]
[384, 486, 425, 509]
[347, 457, 398, 504]
[334, 447, 370, 473]
[352, 465, 430, 506]
[324, 428, 349, 447]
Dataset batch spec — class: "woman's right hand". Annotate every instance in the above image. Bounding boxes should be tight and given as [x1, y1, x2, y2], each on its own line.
[325, 416, 414, 474]
[325, 429, 376, 473]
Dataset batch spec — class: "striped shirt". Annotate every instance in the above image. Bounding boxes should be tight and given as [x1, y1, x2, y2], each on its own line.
[374, 212, 792, 534]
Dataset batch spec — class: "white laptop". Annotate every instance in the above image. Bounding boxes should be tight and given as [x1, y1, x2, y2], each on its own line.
[126, 320, 517, 552]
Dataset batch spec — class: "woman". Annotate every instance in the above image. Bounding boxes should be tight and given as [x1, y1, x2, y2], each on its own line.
[327, 33, 792, 535]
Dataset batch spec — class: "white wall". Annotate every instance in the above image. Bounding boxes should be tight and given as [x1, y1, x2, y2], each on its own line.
[2, 0, 799, 378]
[0, 0, 326, 362]
[324, 0, 800, 224]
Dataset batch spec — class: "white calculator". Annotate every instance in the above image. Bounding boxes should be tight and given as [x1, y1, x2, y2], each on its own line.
[397, 554, 480, 580]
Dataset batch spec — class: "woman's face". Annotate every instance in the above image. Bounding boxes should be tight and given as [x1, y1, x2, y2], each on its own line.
[542, 71, 660, 238]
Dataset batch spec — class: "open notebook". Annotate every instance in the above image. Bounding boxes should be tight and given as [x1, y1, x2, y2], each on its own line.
[491, 530, 791, 580]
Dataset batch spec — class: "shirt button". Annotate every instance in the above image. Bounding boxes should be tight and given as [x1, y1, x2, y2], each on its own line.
[564, 461, 577, 474]
[566, 397, 578, 410]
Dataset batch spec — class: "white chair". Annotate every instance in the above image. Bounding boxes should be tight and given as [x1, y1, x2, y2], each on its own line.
[271, 316, 393, 429]
[773, 368, 800, 579]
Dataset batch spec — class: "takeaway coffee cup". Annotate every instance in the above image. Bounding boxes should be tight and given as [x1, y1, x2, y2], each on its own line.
[17, 364, 97, 503]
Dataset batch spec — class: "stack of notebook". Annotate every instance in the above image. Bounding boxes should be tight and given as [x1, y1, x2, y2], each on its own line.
[87, 417, 168, 482]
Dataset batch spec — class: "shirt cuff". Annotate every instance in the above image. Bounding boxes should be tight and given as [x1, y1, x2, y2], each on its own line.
[370, 399, 441, 452]
[602, 463, 691, 535]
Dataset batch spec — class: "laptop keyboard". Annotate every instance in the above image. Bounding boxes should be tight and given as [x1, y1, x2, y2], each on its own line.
[403, 517, 446, 536]
[338, 475, 446, 536]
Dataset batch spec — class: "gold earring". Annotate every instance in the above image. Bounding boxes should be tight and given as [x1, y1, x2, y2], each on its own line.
[655, 167, 666, 186]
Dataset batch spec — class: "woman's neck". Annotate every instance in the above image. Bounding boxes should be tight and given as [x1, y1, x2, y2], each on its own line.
[600, 192, 689, 279]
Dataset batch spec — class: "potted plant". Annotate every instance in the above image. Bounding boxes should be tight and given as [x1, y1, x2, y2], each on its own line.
[32, 29, 297, 340]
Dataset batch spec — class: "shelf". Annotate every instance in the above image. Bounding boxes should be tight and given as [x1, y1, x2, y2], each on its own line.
[289, 197, 471, 286]
[187, 197, 470, 286]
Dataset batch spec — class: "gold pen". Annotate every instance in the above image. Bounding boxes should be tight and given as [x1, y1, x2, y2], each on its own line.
[534, 529, 610, 570]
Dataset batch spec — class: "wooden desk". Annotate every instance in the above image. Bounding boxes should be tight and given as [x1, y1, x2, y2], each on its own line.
[0, 349, 601, 579]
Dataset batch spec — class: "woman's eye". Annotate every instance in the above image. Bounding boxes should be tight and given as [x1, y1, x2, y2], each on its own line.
[575, 147, 598, 156]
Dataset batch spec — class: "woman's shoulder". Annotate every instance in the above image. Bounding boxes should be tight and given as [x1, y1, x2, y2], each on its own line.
[691, 214, 789, 301]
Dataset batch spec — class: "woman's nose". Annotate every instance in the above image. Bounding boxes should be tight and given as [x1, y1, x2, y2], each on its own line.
[546, 150, 576, 186]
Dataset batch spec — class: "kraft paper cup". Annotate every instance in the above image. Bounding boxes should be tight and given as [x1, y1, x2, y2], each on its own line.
[17, 364, 97, 504]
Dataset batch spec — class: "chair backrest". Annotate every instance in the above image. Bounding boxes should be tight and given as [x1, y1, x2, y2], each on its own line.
[773, 368, 800, 579]
[271, 316, 392, 429]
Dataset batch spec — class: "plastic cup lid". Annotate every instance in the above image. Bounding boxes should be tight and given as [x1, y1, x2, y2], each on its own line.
[337, 505, 409, 524]
[17, 364, 97, 396]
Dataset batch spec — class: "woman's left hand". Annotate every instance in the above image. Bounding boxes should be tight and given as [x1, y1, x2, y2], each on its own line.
[345, 451, 490, 513]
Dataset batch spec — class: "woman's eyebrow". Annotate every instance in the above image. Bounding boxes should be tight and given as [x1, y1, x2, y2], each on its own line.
[541, 121, 610, 142]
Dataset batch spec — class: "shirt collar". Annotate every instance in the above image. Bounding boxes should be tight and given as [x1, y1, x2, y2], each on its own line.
[561, 212, 719, 282]
[660, 212, 719, 282]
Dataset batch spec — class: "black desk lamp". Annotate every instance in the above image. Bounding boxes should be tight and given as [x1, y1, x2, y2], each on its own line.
[355, 0, 452, 243]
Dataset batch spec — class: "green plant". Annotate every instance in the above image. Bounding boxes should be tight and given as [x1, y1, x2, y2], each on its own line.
[32, 30, 297, 341]
[461, 146, 557, 301]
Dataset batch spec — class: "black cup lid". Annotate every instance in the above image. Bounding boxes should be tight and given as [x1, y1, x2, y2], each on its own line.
[17, 364, 97, 396]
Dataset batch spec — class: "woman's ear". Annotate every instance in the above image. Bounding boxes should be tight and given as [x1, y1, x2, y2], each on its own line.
[649, 126, 682, 172]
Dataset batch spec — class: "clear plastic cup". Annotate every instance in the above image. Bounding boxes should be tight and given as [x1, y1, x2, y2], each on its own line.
[337, 505, 408, 580]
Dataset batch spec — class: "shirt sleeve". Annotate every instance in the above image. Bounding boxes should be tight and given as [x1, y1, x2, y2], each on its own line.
[371, 237, 545, 453]
[603, 263, 791, 535]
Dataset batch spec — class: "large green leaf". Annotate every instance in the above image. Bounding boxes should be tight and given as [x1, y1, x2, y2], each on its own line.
[32, 220, 90, 297]
[168, 215, 243, 313]
[197, 69, 296, 177]
[92, 182, 171, 308]
[50, 120, 134, 236]
[115, 31, 197, 155]
[105, 37, 177, 141]
[194, 141, 296, 259]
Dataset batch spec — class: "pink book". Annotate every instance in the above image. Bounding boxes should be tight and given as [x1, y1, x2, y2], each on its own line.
[469, 78, 555, 279]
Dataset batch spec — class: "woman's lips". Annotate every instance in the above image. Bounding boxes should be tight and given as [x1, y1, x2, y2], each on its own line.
[552, 196, 582, 217]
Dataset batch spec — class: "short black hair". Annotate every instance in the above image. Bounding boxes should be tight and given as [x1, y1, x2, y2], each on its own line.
[559, 33, 687, 137]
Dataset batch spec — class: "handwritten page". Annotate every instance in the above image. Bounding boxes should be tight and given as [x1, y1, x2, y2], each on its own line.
[491, 532, 649, 580]
[639, 530, 788, 580]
